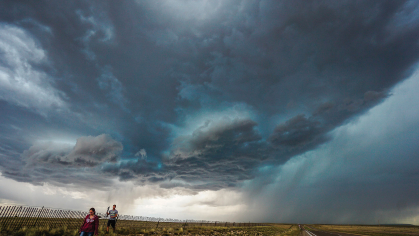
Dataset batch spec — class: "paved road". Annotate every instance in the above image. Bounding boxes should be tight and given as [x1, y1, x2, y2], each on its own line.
[299, 225, 364, 236]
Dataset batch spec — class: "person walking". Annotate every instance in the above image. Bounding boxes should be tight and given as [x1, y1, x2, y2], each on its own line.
[106, 204, 118, 233]
[79, 207, 99, 236]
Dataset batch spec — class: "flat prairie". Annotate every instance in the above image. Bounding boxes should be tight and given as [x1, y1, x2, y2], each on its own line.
[311, 224, 419, 236]
[0, 223, 301, 236]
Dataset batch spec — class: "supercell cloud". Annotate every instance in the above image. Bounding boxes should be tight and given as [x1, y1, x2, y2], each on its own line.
[1, 0, 419, 223]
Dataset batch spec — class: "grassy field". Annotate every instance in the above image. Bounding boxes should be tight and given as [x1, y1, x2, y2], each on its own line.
[311, 224, 419, 236]
[0, 223, 301, 236]
[0, 217, 266, 231]
[0, 206, 300, 235]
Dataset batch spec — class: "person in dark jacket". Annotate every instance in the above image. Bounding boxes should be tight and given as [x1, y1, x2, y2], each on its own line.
[79, 207, 99, 236]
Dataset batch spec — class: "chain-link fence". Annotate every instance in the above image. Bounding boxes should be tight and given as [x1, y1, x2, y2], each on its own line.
[0, 206, 265, 232]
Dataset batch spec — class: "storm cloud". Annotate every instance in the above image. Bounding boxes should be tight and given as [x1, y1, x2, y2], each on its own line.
[23, 134, 122, 167]
[1, 0, 419, 223]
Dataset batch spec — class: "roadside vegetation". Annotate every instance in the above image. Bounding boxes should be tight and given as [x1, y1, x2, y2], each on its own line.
[310, 224, 419, 236]
[0, 223, 301, 236]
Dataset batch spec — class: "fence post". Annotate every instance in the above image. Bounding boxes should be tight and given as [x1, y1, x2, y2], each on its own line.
[57, 210, 66, 228]
[21, 207, 32, 229]
[48, 209, 55, 228]
[52, 210, 59, 228]
[69, 211, 78, 229]
[53, 210, 60, 228]
[28, 208, 38, 228]
[61, 210, 69, 228]
[14, 206, 22, 230]
[0, 206, 6, 227]
[0, 206, 8, 228]
[33, 206, 44, 227]
[9, 206, 17, 230]
[10, 206, 21, 230]
[40, 208, 50, 228]
[17, 206, 25, 229]
[39, 208, 46, 228]
[77, 211, 85, 229]
[6, 206, 14, 230]
[156, 220, 159, 229]
[18, 206, 30, 229]
[4, 206, 15, 230]
[2, 206, 11, 229]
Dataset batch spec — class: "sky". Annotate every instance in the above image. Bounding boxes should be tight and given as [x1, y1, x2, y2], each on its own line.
[1, 0, 419, 224]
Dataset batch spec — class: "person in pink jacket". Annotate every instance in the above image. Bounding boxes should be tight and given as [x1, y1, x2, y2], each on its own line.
[79, 207, 99, 236]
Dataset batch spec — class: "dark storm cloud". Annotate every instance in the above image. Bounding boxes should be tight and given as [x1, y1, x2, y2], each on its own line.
[165, 118, 264, 189]
[1, 0, 419, 202]
[239, 75, 419, 223]
[268, 89, 388, 153]
[68, 134, 122, 163]
[22, 134, 122, 167]
[100, 118, 264, 189]
[1, 134, 122, 189]
[269, 114, 324, 148]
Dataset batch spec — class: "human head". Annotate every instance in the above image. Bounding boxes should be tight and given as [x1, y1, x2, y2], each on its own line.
[113, 204, 116, 210]
[89, 207, 95, 215]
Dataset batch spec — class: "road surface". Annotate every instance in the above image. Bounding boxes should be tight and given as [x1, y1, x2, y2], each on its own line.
[299, 225, 364, 236]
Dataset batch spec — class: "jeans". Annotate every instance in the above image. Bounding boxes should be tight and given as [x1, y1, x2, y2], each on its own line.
[80, 232, 94, 236]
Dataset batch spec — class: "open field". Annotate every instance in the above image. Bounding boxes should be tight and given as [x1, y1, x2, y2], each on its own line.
[0, 205, 271, 235]
[0, 223, 300, 236]
[309, 224, 419, 236]
[0, 206, 296, 235]
[0, 217, 264, 231]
